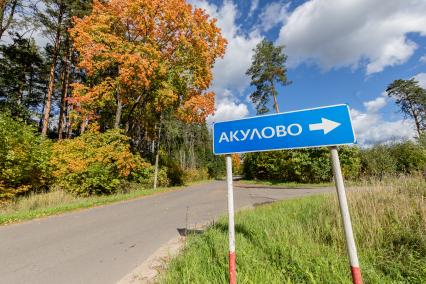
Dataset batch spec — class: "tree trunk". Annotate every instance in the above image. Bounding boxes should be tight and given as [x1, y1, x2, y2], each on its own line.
[66, 103, 73, 138]
[114, 91, 122, 129]
[80, 114, 87, 134]
[41, 4, 64, 136]
[412, 110, 422, 137]
[271, 81, 280, 113]
[0, 0, 18, 40]
[153, 121, 162, 190]
[58, 44, 72, 139]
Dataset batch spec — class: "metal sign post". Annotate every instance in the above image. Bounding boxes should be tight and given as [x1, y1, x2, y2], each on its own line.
[213, 105, 362, 284]
[330, 147, 363, 284]
[225, 155, 237, 284]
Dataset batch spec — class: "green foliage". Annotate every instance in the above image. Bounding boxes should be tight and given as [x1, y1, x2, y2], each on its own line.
[0, 34, 47, 120]
[131, 165, 169, 188]
[336, 146, 361, 180]
[243, 147, 361, 183]
[246, 39, 291, 114]
[0, 113, 52, 202]
[360, 145, 397, 179]
[167, 162, 185, 186]
[50, 129, 149, 196]
[389, 141, 426, 173]
[207, 156, 226, 179]
[183, 168, 209, 183]
[361, 142, 426, 179]
[244, 142, 426, 183]
[386, 79, 426, 135]
[418, 133, 426, 148]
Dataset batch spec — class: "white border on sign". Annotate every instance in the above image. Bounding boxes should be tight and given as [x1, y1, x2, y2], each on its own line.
[212, 104, 357, 155]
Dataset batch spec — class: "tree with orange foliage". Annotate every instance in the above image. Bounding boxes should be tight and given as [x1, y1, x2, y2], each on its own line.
[69, 0, 226, 132]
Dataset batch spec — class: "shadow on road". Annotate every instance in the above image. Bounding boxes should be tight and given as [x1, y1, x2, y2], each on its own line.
[177, 228, 204, 237]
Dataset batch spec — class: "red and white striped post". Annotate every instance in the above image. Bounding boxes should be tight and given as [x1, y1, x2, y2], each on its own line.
[225, 155, 237, 284]
[330, 147, 363, 284]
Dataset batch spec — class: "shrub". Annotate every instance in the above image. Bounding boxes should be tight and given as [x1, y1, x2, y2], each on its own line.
[243, 147, 361, 183]
[132, 165, 169, 188]
[167, 162, 185, 186]
[338, 146, 362, 180]
[359, 141, 426, 179]
[207, 156, 226, 179]
[183, 168, 209, 183]
[50, 129, 150, 196]
[389, 141, 426, 174]
[0, 113, 51, 202]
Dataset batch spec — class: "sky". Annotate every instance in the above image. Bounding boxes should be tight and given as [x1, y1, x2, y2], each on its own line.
[191, 0, 426, 146]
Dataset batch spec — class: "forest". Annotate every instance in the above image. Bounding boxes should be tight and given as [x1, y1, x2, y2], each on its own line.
[0, 0, 230, 202]
[1, 0, 426, 204]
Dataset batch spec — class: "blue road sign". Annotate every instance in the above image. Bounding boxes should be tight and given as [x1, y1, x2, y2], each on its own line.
[213, 104, 356, 155]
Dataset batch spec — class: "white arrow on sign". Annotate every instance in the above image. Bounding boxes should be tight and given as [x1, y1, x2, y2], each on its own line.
[309, 118, 341, 134]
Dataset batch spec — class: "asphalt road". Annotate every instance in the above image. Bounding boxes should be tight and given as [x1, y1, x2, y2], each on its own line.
[0, 181, 333, 284]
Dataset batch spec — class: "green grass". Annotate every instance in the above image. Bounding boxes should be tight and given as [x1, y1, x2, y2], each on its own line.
[238, 179, 333, 188]
[160, 176, 426, 283]
[0, 181, 210, 226]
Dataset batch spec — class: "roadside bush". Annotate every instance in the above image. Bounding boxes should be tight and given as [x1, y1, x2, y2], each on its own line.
[360, 144, 397, 179]
[360, 142, 426, 179]
[183, 168, 209, 183]
[243, 146, 361, 183]
[207, 156, 226, 179]
[50, 129, 150, 196]
[167, 162, 185, 186]
[0, 113, 51, 202]
[132, 165, 169, 188]
[389, 141, 426, 174]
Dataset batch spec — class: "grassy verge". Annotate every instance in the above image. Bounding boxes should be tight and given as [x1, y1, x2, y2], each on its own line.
[0, 180, 210, 226]
[160, 176, 426, 283]
[237, 179, 333, 188]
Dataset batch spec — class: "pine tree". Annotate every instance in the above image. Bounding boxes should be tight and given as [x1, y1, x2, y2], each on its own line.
[246, 39, 291, 114]
[0, 33, 47, 120]
[387, 79, 426, 136]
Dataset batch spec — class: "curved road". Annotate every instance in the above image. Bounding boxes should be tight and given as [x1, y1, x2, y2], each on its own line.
[0, 181, 332, 284]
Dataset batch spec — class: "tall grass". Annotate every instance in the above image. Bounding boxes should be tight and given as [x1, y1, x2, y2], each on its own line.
[160, 176, 426, 283]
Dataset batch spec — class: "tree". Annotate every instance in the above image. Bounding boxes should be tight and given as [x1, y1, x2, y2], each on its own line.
[36, 0, 91, 136]
[246, 39, 291, 114]
[0, 0, 20, 40]
[0, 33, 47, 120]
[69, 0, 226, 133]
[386, 79, 426, 136]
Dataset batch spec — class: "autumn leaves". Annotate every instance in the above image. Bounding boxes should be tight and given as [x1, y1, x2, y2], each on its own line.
[69, 0, 227, 130]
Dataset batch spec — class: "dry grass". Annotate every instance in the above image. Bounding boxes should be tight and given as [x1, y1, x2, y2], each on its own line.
[0, 190, 77, 215]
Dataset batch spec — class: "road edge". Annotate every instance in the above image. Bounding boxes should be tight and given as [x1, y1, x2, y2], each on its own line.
[117, 236, 186, 284]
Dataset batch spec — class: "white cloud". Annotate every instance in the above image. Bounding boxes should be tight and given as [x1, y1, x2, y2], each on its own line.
[190, 0, 262, 94]
[190, 0, 259, 121]
[195, 1, 262, 94]
[363, 96, 387, 113]
[351, 96, 416, 146]
[420, 55, 426, 63]
[207, 97, 249, 124]
[277, 0, 426, 74]
[258, 2, 290, 32]
[414, 73, 426, 89]
[248, 0, 260, 17]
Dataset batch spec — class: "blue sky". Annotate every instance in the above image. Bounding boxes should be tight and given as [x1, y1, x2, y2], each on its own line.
[193, 0, 426, 146]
